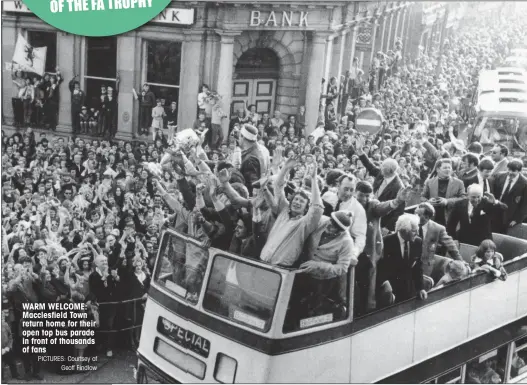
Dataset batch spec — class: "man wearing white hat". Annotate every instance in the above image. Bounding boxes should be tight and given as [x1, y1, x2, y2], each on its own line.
[239, 124, 269, 195]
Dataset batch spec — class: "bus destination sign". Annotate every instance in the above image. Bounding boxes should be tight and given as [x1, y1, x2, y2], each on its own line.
[157, 317, 211, 358]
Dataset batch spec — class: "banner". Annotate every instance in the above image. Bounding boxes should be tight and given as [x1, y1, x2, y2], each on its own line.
[12, 34, 47, 76]
[355, 22, 374, 52]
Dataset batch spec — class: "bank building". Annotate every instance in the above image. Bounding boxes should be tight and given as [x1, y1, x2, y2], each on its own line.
[2, 0, 484, 139]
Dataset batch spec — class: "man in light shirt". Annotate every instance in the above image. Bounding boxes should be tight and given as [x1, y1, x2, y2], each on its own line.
[259, 158, 323, 267]
[269, 110, 284, 130]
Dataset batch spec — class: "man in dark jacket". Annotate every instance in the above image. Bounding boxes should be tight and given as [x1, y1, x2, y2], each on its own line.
[492, 160, 527, 234]
[377, 213, 427, 307]
[447, 184, 507, 246]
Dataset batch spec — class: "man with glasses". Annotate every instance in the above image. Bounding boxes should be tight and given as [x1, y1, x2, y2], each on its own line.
[61, 187, 73, 204]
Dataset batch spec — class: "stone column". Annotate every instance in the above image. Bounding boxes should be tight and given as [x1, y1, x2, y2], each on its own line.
[115, 34, 136, 140]
[336, 30, 347, 84]
[330, 35, 340, 80]
[393, 9, 402, 48]
[379, 16, 387, 53]
[178, 30, 204, 130]
[399, 9, 407, 54]
[215, 30, 241, 141]
[304, 32, 328, 135]
[404, 7, 413, 59]
[202, 31, 219, 88]
[323, 36, 334, 83]
[346, 25, 358, 72]
[1, 20, 17, 126]
[56, 32, 75, 134]
[386, 12, 394, 52]
[369, 19, 380, 70]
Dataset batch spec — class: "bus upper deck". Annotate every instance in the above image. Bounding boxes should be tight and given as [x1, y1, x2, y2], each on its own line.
[136, 228, 527, 383]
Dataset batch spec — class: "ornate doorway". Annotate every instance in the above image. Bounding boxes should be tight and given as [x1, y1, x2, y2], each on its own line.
[232, 48, 279, 116]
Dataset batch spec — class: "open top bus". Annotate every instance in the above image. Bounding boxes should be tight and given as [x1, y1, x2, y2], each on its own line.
[136, 227, 527, 383]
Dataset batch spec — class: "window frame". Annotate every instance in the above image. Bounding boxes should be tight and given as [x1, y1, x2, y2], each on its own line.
[23, 29, 58, 75]
[279, 268, 354, 336]
[81, 36, 118, 103]
[201, 253, 282, 334]
[141, 39, 182, 90]
[465, 345, 509, 384]
[152, 231, 209, 307]
[424, 366, 465, 384]
[506, 336, 527, 382]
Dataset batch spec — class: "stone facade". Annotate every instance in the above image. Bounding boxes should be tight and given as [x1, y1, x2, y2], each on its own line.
[232, 30, 304, 116]
[2, 1, 463, 138]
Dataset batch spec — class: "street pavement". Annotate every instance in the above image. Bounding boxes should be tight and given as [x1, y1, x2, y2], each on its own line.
[5, 349, 137, 384]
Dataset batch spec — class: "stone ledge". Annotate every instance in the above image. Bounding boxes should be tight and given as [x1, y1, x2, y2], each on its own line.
[2, 124, 144, 142]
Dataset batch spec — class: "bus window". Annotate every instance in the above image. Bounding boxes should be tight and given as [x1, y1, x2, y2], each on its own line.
[154, 231, 209, 305]
[283, 272, 349, 333]
[423, 367, 463, 384]
[471, 117, 527, 153]
[437, 367, 463, 384]
[466, 346, 508, 384]
[499, 79, 524, 84]
[202, 255, 281, 332]
[509, 336, 527, 380]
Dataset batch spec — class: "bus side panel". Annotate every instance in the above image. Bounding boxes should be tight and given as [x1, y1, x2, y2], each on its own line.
[350, 312, 415, 383]
[468, 274, 520, 336]
[518, 268, 527, 316]
[413, 291, 471, 360]
[267, 338, 352, 383]
[138, 299, 272, 383]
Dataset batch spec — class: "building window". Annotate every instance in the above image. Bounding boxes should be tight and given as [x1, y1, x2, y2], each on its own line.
[26, 31, 57, 74]
[144, 40, 182, 110]
[84, 37, 117, 107]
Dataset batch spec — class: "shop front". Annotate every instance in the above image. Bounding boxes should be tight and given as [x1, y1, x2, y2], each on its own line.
[1, 1, 198, 139]
[2, 1, 418, 139]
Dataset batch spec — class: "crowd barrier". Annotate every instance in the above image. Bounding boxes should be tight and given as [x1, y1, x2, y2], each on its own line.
[92, 296, 146, 333]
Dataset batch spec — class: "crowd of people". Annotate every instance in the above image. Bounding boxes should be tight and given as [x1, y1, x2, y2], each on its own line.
[2, 4, 527, 383]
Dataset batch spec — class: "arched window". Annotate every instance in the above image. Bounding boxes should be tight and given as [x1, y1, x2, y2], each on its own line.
[235, 48, 280, 79]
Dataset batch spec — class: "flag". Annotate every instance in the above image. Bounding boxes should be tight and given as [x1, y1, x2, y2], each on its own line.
[12, 34, 47, 76]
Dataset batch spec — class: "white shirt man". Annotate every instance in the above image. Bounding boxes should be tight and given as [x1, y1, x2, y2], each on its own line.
[477, 173, 491, 194]
[419, 221, 428, 239]
[338, 197, 367, 259]
[397, 232, 410, 260]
